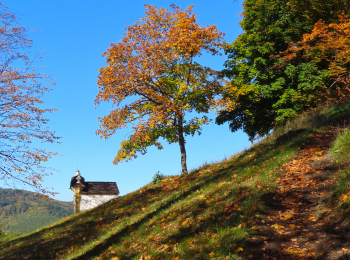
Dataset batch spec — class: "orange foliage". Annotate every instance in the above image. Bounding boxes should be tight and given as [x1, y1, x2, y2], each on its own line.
[95, 5, 224, 174]
[276, 14, 350, 101]
[0, 4, 59, 196]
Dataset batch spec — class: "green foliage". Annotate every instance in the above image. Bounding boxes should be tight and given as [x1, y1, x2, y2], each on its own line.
[151, 171, 166, 185]
[0, 189, 73, 234]
[0, 224, 4, 238]
[288, 0, 349, 23]
[217, 0, 349, 140]
[330, 128, 350, 164]
[0, 231, 23, 245]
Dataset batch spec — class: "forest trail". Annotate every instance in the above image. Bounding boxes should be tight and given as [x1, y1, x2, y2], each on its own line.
[243, 127, 350, 260]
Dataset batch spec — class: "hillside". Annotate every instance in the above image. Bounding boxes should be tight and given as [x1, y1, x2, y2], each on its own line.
[1, 102, 350, 259]
[0, 189, 73, 234]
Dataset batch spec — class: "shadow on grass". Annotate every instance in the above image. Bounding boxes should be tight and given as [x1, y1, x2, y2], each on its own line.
[0, 125, 315, 260]
[74, 132, 308, 260]
[73, 171, 235, 259]
[77, 180, 261, 259]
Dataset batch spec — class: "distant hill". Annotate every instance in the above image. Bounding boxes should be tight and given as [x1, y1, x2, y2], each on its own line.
[0, 188, 73, 234]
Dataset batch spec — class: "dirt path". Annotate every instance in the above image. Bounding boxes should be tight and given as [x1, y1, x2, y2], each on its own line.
[243, 129, 350, 260]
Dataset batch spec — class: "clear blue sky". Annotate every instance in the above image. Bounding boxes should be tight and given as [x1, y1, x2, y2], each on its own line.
[4, 0, 249, 202]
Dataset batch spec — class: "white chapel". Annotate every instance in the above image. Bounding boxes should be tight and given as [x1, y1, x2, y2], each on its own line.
[70, 170, 119, 213]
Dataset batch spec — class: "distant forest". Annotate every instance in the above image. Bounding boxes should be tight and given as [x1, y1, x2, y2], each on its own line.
[0, 188, 73, 234]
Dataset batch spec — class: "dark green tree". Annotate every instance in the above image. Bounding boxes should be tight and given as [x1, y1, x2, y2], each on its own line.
[217, 0, 349, 140]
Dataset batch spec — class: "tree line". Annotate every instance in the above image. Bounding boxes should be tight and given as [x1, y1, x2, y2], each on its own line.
[0, 188, 72, 220]
[0, 188, 73, 235]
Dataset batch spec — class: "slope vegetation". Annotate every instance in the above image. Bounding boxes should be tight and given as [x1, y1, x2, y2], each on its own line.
[1, 102, 350, 259]
[0, 189, 73, 234]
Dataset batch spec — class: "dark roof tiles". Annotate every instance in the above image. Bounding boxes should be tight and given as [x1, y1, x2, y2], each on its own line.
[81, 182, 119, 195]
[70, 175, 119, 195]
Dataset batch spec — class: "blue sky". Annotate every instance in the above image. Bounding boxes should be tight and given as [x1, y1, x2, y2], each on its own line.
[3, 0, 249, 202]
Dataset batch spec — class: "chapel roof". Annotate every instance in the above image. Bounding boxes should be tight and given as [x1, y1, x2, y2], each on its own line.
[70, 171, 119, 195]
[81, 182, 119, 195]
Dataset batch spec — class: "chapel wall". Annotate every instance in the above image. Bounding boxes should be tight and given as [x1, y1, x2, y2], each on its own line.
[80, 194, 119, 211]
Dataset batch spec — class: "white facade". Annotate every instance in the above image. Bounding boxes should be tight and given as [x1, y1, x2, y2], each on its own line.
[80, 194, 119, 211]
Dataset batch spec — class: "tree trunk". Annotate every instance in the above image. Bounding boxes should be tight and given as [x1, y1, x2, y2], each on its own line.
[177, 114, 188, 175]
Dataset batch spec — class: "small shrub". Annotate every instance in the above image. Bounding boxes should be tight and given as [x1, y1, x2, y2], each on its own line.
[152, 171, 165, 185]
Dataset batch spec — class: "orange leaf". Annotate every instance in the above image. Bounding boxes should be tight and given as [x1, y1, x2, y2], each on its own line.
[181, 220, 189, 226]
[283, 214, 292, 220]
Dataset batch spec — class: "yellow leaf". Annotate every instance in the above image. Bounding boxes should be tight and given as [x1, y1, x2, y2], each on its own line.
[288, 250, 299, 255]
[309, 216, 315, 220]
[271, 224, 279, 229]
[251, 226, 259, 230]
[199, 194, 205, 199]
[181, 220, 189, 226]
[111, 257, 120, 260]
[289, 224, 295, 228]
[235, 247, 244, 253]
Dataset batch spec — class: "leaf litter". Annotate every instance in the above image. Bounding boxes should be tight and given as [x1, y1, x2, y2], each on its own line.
[243, 127, 350, 260]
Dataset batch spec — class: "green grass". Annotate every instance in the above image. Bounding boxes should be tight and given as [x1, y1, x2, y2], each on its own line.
[319, 125, 350, 224]
[330, 128, 350, 164]
[1, 102, 350, 260]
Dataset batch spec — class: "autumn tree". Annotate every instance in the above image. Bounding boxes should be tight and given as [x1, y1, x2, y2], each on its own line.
[217, 0, 349, 140]
[96, 4, 224, 174]
[0, 4, 58, 197]
[275, 14, 350, 102]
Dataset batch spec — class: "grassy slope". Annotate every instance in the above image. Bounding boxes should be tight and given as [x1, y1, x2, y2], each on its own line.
[1, 102, 350, 260]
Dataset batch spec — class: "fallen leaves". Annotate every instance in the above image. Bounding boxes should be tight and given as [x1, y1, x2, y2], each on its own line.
[157, 245, 169, 252]
[4, 128, 347, 260]
[139, 255, 151, 260]
[241, 130, 344, 259]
